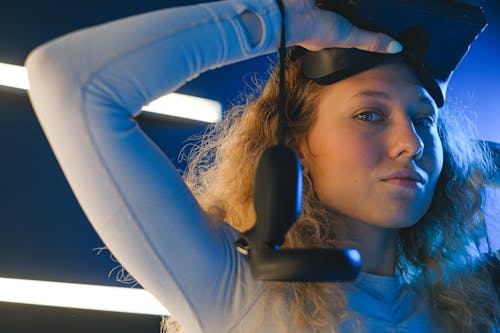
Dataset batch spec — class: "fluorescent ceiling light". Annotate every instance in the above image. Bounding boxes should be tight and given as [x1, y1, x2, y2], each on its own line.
[0, 62, 221, 123]
[0, 63, 30, 90]
[142, 93, 221, 123]
[0, 277, 169, 316]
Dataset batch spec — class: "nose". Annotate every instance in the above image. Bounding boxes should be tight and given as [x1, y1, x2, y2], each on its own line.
[388, 117, 424, 161]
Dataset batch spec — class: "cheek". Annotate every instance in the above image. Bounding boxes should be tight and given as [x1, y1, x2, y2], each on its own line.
[336, 143, 378, 178]
[422, 130, 444, 181]
[329, 130, 384, 168]
[307, 128, 383, 183]
[434, 136, 444, 175]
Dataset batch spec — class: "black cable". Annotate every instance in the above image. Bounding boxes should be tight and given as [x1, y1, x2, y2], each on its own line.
[275, 0, 287, 145]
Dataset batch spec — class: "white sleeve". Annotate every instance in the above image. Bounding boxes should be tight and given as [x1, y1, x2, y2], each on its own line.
[25, 1, 281, 332]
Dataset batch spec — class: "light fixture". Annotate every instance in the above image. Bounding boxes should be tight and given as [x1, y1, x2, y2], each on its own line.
[142, 93, 221, 123]
[0, 277, 169, 316]
[0, 63, 30, 90]
[0, 62, 221, 123]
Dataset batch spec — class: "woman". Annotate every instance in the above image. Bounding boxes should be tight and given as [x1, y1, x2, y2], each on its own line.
[25, 0, 498, 332]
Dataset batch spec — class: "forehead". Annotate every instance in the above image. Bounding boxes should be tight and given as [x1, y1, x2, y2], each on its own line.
[318, 62, 435, 107]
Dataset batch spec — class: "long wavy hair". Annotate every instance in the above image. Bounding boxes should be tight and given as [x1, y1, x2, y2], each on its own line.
[180, 53, 499, 332]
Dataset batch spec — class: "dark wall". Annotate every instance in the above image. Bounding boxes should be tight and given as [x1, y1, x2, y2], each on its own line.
[0, 302, 161, 333]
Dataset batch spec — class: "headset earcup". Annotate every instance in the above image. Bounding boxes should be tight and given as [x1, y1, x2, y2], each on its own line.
[242, 145, 362, 282]
[252, 145, 302, 248]
[249, 248, 362, 281]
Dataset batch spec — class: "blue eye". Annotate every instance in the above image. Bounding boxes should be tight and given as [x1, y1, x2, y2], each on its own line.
[355, 111, 383, 122]
[413, 116, 435, 128]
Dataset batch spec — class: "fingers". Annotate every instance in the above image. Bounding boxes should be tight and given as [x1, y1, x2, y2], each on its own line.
[338, 25, 403, 54]
[287, 1, 403, 54]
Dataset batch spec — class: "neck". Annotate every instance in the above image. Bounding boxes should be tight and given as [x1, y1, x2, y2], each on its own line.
[331, 213, 399, 276]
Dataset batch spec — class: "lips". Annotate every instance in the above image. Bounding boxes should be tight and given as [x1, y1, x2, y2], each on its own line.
[381, 169, 426, 187]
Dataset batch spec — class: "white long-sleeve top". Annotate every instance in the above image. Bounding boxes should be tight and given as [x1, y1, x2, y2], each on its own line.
[25, 1, 443, 332]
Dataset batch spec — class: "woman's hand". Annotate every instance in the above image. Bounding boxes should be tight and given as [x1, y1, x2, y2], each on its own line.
[284, 0, 402, 53]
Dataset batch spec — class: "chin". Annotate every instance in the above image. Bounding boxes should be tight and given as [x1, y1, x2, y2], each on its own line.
[366, 211, 423, 229]
[387, 214, 424, 228]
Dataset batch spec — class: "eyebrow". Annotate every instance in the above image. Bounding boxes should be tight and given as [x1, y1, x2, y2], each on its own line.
[351, 90, 391, 100]
[351, 90, 435, 106]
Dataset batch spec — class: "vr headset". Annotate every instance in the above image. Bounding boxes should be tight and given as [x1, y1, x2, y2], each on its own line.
[235, 0, 487, 282]
[301, 0, 487, 107]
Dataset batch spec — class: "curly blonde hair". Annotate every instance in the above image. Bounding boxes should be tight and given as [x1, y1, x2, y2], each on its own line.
[180, 53, 499, 332]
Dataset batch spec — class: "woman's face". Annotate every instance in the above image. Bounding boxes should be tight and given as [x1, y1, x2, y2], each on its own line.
[303, 62, 443, 228]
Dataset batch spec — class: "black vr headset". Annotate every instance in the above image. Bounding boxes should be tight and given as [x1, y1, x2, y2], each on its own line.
[300, 0, 487, 108]
[235, 0, 487, 282]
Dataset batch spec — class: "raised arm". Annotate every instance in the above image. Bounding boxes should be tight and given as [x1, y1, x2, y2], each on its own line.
[26, 1, 284, 331]
[25, 0, 399, 331]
